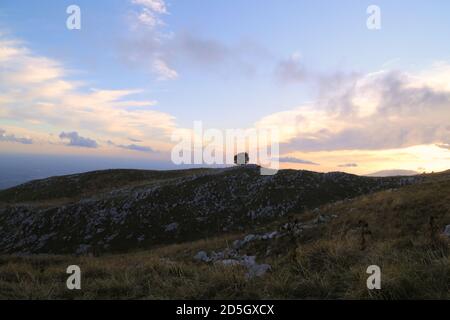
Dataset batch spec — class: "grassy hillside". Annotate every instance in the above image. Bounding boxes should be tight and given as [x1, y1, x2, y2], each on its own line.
[0, 166, 420, 255]
[0, 170, 448, 299]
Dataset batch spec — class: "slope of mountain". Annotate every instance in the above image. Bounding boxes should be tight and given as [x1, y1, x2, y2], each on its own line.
[0, 165, 421, 255]
[0, 168, 448, 299]
[0, 168, 214, 204]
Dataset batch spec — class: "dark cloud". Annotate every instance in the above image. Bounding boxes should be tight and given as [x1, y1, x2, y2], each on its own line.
[176, 33, 229, 66]
[274, 55, 308, 84]
[371, 71, 450, 116]
[108, 140, 154, 153]
[118, 144, 154, 153]
[0, 129, 33, 145]
[277, 157, 319, 165]
[166, 32, 271, 77]
[59, 132, 98, 149]
[119, 30, 272, 79]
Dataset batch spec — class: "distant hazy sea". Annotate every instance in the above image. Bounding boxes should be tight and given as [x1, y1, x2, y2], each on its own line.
[0, 153, 181, 190]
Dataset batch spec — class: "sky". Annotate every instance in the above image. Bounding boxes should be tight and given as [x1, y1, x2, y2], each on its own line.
[1, 0, 450, 183]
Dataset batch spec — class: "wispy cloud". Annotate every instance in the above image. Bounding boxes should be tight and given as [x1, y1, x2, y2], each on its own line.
[0, 128, 33, 145]
[118, 144, 155, 153]
[153, 58, 178, 80]
[277, 156, 319, 165]
[120, 33, 270, 80]
[122, 1, 276, 82]
[127, 0, 180, 80]
[131, 0, 168, 29]
[108, 140, 155, 153]
[133, 0, 167, 14]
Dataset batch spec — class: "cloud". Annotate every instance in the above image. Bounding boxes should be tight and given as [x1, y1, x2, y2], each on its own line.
[123, 1, 274, 81]
[136, 9, 162, 28]
[0, 128, 33, 144]
[131, 0, 167, 29]
[257, 65, 450, 152]
[132, 0, 167, 14]
[0, 34, 179, 154]
[118, 144, 155, 153]
[166, 33, 271, 77]
[277, 157, 319, 165]
[153, 58, 178, 80]
[275, 53, 308, 84]
[108, 140, 155, 153]
[59, 132, 98, 148]
[120, 28, 271, 80]
[126, 0, 181, 80]
[338, 163, 358, 168]
[175, 33, 229, 67]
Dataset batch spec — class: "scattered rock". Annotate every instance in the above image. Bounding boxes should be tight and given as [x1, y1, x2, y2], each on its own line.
[247, 263, 271, 278]
[194, 250, 211, 262]
[261, 231, 278, 240]
[233, 231, 280, 249]
[244, 234, 257, 242]
[236, 256, 271, 278]
[200, 253, 272, 279]
[165, 222, 179, 232]
[232, 239, 242, 249]
[443, 225, 450, 237]
[220, 259, 241, 266]
[314, 214, 327, 224]
[75, 244, 91, 255]
[241, 255, 256, 267]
